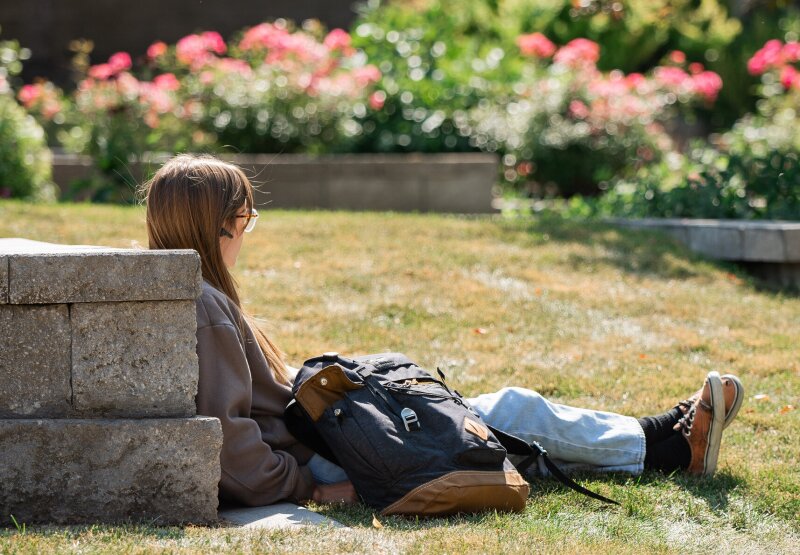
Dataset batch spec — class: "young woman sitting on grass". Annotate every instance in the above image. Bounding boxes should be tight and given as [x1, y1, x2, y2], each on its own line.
[143, 154, 745, 506]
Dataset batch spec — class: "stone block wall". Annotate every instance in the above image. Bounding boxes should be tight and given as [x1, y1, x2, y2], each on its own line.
[0, 239, 223, 524]
[51, 152, 501, 213]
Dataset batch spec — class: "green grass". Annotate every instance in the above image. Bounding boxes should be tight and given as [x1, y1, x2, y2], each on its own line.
[1, 201, 798, 554]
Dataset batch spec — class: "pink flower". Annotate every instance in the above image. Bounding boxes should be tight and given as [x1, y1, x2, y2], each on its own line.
[625, 73, 646, 89]
[368, 90, 386, 110]
[783, 41, 800, 63]
[780, 65, 799, 89]
[554, 38, 600, 68]
[691, 71, 723, 101]
[199, 71, 214, 85]
[108, 52, 132, 73]
[176, 33, 223, 67]
[569, 100, 589, 119]
[688, 62, 704, 75]
[139, 82, 174, 114]
[147, 41, 168, 60]
[517, 33, 556, 58]
[144, 110, 160, 129]
[17, 84, 41, 106]
[153, 73, 180, 91]
[324, 28, 352, 51]
[41, 98, 62, 119]
[353, 65, 381, 87]
[747, 53, 766, 75]
[654, 66, 690, 88]
[88, 63, 114, 80]
[213, 58, 253, 76]
[201, 31, 227, 55]
[669, 50, 686, 64]
[748, 39, 785, 75]
[116, 72, 140, 96]
[240, 23, 286, 51]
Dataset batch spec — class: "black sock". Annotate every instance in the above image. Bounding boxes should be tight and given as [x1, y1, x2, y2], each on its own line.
[638, 406, 684, 449]
[644, 431, 691, 473]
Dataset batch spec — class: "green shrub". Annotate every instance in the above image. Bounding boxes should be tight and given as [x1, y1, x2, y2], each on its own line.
[579, 38, 800, 221]
[0, 96, 56, 201]
[350, 3, 722, 195]
[0, 31, 55, 201]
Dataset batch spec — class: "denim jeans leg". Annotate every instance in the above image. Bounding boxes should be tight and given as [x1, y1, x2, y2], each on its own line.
[467, 387, 646, 475]
[307, 453, 349, 485]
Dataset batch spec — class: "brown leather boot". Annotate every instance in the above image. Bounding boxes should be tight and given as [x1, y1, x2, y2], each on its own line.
[677, 371, 729, 476]
[676, 373, 745, 429]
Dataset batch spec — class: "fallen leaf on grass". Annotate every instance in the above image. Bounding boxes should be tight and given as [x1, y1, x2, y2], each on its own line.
[372, 514, 383, 529]
[473, 328, 488, 335]
[754, 394, 770, 402]
[778, 405, 795, 414]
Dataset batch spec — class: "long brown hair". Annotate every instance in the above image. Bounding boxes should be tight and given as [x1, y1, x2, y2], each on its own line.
[141, 154, 290, 385]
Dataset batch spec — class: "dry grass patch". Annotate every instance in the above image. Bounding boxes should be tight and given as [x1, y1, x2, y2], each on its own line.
[0, 201, 798, 554]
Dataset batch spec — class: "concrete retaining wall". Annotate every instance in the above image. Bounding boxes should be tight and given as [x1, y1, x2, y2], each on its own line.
[0, 238, 222, 524]
[52, 152, 500, 214]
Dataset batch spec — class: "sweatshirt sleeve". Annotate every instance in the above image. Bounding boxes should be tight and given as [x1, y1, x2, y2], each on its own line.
[195, 322, 316, 505]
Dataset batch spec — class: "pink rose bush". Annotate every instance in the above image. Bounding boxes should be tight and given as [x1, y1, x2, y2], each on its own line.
[19, 20, 384, 199]
[747, 39, 800, 92]
[18, 81, 64, 121]
[516, 33, 556, 59]
[583, 37, 800, 221]
[141, 20, 382, 152]
[462, 36, 722, 194]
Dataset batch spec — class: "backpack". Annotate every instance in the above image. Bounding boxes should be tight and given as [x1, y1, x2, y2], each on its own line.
[285, 352, 617, 516]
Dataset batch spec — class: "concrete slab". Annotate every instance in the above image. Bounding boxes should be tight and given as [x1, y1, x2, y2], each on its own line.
[743, 228, 786, 262]
[0, 238, 119, 254]
[219, 504, 345, 529]
[784, 228, 800, 262]
[0, 256, 7, 304]
[0, 417, 222, 524]
[1, 239, 201, 304]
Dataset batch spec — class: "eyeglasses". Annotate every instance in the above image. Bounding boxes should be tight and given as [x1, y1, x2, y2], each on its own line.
[219, 208, 259, 238]
[236, 208, 259, 233]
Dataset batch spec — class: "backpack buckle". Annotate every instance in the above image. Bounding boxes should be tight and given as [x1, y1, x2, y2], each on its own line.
[401, 408, 420, 432]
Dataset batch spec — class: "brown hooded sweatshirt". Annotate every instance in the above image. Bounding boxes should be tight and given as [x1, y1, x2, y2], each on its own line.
[195, 281, 315, 505]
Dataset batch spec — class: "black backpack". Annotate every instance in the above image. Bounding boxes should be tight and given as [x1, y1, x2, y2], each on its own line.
[285, 352, 617, 516]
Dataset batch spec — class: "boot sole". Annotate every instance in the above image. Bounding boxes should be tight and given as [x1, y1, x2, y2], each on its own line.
[703, 371, 725, 476]
[720, 374, 745, 429]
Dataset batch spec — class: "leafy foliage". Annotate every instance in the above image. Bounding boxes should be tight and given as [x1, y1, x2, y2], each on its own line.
[0, 31, 55, 201]
[576, 38, 800, 220]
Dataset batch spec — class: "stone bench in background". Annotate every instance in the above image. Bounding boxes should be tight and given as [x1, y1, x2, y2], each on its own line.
[0, 238, 223, 524]
[607, 218, 800, 290]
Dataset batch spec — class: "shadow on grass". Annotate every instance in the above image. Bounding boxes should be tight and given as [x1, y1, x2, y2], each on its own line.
[500, 214, 800, 297]
[498, 214, 711, 280]
[318, 468, 748, 530]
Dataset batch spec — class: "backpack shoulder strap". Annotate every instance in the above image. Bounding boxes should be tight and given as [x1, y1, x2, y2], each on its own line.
[488, 425, 620, 506]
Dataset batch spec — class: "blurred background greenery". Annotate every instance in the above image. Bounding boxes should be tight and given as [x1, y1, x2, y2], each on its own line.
[1, 0, 798, 219]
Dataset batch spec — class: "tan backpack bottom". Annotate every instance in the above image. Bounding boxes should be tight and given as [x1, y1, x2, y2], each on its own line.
[381, 470, 529, 516]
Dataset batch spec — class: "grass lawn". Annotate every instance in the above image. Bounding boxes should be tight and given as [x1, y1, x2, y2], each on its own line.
[1, 201, 798, 554]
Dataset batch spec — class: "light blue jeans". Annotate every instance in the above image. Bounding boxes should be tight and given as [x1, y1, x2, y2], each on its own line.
[308, 386, 646, 485]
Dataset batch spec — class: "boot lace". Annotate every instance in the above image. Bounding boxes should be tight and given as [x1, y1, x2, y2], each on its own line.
[677, 405, 697, 437]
